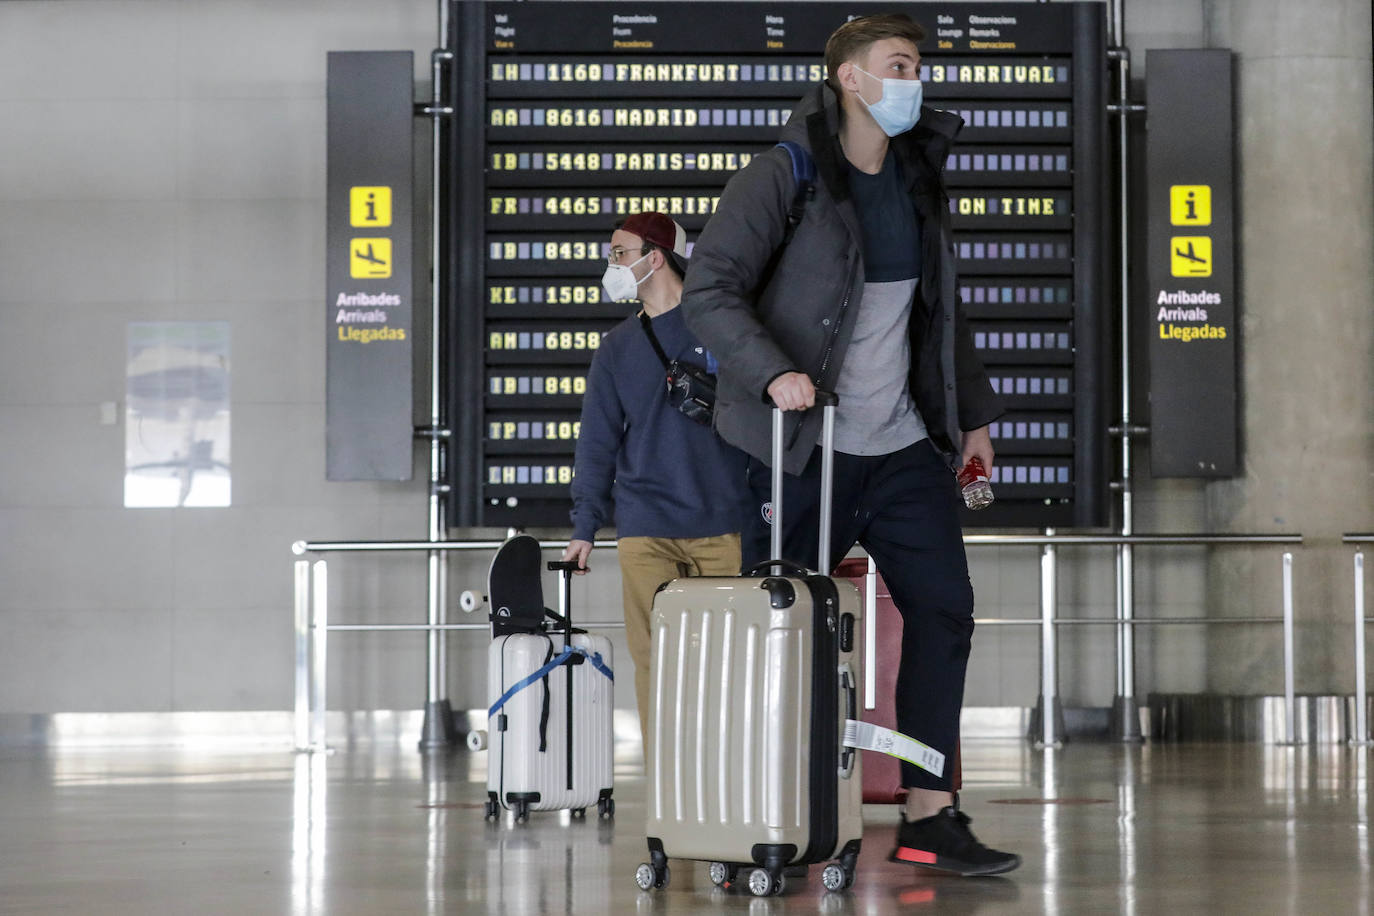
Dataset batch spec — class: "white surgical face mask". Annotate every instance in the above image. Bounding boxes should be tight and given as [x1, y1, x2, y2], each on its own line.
[601, 251, 654, 302]
[852, 64, 923, 137]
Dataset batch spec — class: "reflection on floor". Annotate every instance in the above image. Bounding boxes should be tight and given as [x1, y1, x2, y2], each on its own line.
[1, 738, 1370, 914]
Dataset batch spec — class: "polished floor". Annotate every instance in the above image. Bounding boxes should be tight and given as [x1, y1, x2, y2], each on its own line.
[2, 738, 1371, 914]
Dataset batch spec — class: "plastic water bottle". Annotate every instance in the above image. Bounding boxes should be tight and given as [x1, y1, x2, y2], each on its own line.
[957, 457, 995, 510]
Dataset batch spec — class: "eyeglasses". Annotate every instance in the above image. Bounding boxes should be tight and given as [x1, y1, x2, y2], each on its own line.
[607, 244, 651, 265]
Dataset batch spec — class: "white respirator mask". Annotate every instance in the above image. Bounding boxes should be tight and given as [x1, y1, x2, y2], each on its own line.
[601, 252, 654, 301]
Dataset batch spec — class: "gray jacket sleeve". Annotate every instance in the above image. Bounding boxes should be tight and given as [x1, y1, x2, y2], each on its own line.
[953, 298, 1004, 432]
[681, 152, 799, 401]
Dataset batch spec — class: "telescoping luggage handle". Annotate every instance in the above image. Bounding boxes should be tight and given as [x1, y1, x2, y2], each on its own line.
[546, 559, 582, 636]
[768, 390, 839, 575]
[547, 560, 583, 792]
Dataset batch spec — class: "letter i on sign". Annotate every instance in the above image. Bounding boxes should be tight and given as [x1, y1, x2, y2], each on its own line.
[1169, 185, 1211, 227]
[350, 186, 392, 227]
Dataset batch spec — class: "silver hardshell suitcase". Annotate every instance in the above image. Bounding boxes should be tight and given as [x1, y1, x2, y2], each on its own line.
[636, 397, 864, 897]
[476, 541, 616, 824]
[482, 630, 614, 822]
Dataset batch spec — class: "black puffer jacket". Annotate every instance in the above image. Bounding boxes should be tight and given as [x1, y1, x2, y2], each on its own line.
[682, 81, 1003, 474]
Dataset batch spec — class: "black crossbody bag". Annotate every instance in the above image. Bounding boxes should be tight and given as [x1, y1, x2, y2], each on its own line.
[635, 143, 811, 430]
[638, 313, 717, 427]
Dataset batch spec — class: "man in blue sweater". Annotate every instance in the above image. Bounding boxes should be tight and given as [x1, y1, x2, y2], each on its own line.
[562, 211, 748, 752]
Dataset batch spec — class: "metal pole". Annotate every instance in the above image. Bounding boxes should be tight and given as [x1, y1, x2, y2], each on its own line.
[1282, 552, 1296, 744]
[559, 570, 573, 791]
[1036, 528, 1063, 747]
[818, 403, 835, 572]
[420, 0, 457, 751]
[963, 534, 1301, 545]
[326, 621, 626, 632]
[294, 534, 1299, 553]
[864, 556, 877, 710]
[770, 408, 784, 573]
[295, 538, 622, 554]
[294, 560, 311, 751]
[979, 616, 1285, 626]
[310, 560, 329, 752]
[1355, 551, 1368, 745]
[1108, 0, 1142, 743]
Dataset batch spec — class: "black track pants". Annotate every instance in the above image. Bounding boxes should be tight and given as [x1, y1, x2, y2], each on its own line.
[741, 438, 975, 792]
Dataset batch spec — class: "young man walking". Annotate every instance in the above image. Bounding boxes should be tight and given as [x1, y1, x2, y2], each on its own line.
[563, 211, 748, 754]
[682, 15, 1020, 875]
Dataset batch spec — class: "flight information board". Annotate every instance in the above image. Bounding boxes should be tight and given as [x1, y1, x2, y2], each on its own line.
[448, 1, 1108, 529]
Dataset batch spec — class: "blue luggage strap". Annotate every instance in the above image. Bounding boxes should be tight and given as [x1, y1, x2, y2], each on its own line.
[489, 645, 614, 719]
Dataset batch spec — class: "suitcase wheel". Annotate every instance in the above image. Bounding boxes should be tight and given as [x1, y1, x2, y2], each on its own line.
[822, 863, 849, 892]
[747, 868, 784, 897]
[514, 802, 530, 825]
[597, 797, 615, 820]
[570, 807, 586, 820]
[708, 862, 741, 888]
[634, 862, 669, 891]
[836, 841, 860, 889]
[483, 799, 499, 822]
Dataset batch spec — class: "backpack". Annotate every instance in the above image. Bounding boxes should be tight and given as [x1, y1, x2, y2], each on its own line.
[756, 140, 816, 290]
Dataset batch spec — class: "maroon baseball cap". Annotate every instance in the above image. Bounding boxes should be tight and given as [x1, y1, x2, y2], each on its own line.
[620, 211, 690, 275]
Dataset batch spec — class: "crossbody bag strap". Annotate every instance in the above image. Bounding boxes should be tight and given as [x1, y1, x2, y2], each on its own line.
[637, 312, 672, 371]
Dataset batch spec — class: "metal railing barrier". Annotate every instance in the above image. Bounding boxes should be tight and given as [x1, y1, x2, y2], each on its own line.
[1345, 534, 1374, 745]
[292, 538, 618, 753]
[292, 532, 1302, 753]
[960, 533, 1303, 747]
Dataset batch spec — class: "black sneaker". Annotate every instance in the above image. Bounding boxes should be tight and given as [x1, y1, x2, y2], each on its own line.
[889, 806, 1021, 876]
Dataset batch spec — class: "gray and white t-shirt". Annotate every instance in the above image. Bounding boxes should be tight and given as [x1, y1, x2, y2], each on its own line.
[831, 148, 927, 456]
[832, 279, 927, 455]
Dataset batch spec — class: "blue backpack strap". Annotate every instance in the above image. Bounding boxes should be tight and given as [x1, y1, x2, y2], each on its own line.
[775, 140, 815, 243]
[776, 140, 816, 186]
[753, 141, 815, 296]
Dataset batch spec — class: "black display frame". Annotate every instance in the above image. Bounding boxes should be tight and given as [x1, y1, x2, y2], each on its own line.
[448, 1, 1109, 530]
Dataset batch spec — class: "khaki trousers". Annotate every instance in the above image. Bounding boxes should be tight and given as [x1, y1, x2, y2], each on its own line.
[617, 534, 741, 752]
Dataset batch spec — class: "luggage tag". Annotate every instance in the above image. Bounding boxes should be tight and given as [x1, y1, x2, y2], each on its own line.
[843, 720, 946, 778]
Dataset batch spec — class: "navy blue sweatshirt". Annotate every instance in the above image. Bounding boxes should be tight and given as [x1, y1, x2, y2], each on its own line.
[570, 306, 749, 542]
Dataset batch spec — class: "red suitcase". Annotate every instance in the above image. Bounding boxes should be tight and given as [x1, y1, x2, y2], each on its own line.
[833, 557, 960, 803]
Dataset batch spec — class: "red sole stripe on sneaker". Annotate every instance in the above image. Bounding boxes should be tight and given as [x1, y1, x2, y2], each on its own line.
[894, 846, 937, 865]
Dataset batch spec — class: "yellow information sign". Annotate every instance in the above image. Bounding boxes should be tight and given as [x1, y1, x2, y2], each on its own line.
[1169, 185, 1211, 226]
[350, 237, 392, 278]
[350, 186, 392, 227]
[1170, 236, 1212, 277]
